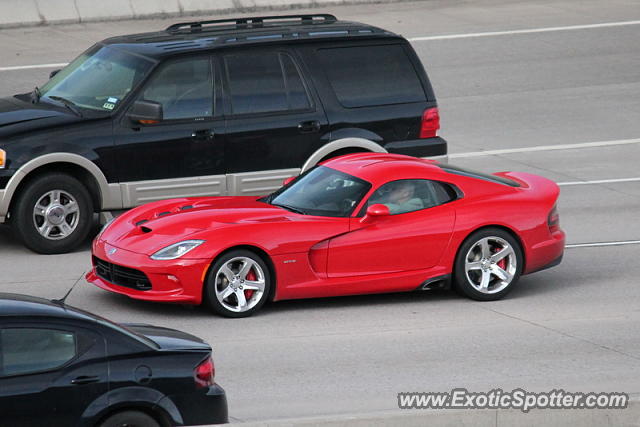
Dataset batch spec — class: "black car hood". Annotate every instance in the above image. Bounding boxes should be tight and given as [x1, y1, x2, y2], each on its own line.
[0, 96, 85, 134]
[123, 323, 211, 351]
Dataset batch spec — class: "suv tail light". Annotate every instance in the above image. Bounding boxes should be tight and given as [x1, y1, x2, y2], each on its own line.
[548, 205, 560, 231]
[420, 107, 440, 138]
[194, 356, 215, 388]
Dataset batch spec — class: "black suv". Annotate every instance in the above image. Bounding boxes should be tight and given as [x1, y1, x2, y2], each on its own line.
[0, 14, 445, 254]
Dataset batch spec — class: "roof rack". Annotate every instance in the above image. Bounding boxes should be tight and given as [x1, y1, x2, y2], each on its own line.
[165, 14, 338, 33]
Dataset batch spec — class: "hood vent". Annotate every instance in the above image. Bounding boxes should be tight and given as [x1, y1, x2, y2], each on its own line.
[140, 226, 152, 233]
[135, 219, 148, 226]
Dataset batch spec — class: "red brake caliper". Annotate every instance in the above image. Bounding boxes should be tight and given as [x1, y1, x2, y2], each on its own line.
[495, 247, 507, 269]
[245, 270, 256, 300]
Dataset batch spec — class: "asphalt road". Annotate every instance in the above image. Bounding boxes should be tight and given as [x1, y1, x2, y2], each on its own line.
[1, 0, 640, 422]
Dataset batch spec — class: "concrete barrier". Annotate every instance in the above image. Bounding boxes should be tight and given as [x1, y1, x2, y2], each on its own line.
[0, 0, 424, 28]
[208, 397, 640, 426]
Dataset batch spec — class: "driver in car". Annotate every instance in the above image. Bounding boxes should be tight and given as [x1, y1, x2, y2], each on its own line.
[373, 181, 423, 214]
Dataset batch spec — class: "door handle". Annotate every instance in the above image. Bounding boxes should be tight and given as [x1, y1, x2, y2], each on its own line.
[71, 375, 100, 385]
[298, 120, 321, 134]
[191, 130, 215, 141]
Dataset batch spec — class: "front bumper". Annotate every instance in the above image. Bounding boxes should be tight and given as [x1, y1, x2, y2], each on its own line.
[86, 239, 210, 305]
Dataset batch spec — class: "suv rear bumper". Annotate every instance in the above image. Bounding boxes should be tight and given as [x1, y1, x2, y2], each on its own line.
[385, 136, 447, 158]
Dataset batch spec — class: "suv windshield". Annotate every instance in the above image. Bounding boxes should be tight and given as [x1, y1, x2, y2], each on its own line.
[39, 44, 154, 113]
[266, 166, 371, 217]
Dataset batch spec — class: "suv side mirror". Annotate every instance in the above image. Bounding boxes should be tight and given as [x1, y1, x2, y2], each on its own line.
[361, 203, 390, 223]
[127, 100, 163, 124]
[49, 69, 61, 79]
[282, 176, 296, 187]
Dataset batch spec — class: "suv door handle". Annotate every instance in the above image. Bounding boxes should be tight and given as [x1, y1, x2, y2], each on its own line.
[298, 120, 321, 134]
[71, 375, 100, 385]
[191, 130, 215, 141]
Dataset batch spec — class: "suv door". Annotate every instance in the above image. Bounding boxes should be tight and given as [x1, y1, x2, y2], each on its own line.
[222, 49, 329, 195]
[0, 323, 108, 427]
[113, 55, 226, 206]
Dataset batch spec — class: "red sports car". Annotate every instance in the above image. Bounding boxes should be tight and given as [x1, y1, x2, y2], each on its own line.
[87, 153, 565, 317]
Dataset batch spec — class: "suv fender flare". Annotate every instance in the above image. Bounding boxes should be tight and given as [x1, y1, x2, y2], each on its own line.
[300, 137, 386, 173]
[0, 153, 121, 219]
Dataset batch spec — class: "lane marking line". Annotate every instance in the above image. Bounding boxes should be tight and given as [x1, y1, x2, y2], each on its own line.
[0, 62, 67, 72]
[4, 20, 640, 72]
[448, 138, 640, 159]
[408, 20, 640, 42]
[558, 177, 640, 186]
[566, 240, 640, 248]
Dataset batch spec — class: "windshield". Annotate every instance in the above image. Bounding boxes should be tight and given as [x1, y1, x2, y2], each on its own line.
[267, 166, 371, 217]
[39, 44, 154, 112]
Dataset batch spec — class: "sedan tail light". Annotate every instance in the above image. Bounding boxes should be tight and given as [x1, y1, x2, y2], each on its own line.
[194, 356, 215, 388]
[420, 107, 440, 138]
[548, 205, 560, 231]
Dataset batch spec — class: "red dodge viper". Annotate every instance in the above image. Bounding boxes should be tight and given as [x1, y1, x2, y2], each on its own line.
[87, 153, 565, 317]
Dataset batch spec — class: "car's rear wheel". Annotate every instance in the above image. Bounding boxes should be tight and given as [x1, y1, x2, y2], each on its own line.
[454, 228, 523, 301]
[98, 410, 160, 427]
[12, 173, 93, 254]
[204, 250, 271, 318]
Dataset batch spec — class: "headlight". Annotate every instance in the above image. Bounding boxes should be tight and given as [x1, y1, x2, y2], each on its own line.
[0, 149, 6, 169]
[150, 240, 205, 260]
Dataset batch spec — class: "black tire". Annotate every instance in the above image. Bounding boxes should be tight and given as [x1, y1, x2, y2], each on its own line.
[12, 173, 93, 254]
[204, 249, 272, 318]
[98, 410, 160, 427]
[453, 228, 523, 301]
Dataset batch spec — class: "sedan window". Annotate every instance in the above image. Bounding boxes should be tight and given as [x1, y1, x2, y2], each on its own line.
[0, 328, 76, 377]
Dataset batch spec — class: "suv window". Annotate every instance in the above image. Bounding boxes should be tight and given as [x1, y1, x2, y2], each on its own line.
[225, 52, 311, 115]
[0, 328, 76, 377]
[365, 179, 455, 215]
[140, 57, 213, 120]
[318, 45, 426, 108]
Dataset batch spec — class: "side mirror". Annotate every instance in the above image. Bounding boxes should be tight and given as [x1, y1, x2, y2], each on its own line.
[127, 100, 163, 125]
[49, 69, 61, 79]
[282, 176, 296, 187]
[360, 203, 390, 223]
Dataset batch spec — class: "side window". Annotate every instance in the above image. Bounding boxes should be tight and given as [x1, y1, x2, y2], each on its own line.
[317, 45, 426, 108]
[366, 179, 456, 215]
[225, 52, 311, 115]
[0, 328, 76, 377]
[140, 57, 213, 120]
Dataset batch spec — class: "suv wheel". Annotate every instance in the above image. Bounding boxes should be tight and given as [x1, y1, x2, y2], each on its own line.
[12, 173, 93, 254]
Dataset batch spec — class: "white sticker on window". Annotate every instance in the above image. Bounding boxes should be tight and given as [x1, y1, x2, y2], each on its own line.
[107, 97, 118, 103]
[103, 102, 115, 110]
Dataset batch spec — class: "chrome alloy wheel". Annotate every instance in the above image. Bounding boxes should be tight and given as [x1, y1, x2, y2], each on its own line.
[32, 189, 80, 240]
[214, 257, 266, 313]
[464, 236, 517, 294]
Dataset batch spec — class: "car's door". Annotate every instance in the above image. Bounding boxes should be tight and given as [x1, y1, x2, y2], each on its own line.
[326, 179, 457, 278]
[221, 48, 330, 195]
[113, 54, 226, 206]
[0, 322, 108, 427]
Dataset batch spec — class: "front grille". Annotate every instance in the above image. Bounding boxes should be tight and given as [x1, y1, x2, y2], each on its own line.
[93, 256, 152, 291]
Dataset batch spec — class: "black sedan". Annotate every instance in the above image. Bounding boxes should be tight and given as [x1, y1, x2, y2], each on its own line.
[0, 293, 227, 426]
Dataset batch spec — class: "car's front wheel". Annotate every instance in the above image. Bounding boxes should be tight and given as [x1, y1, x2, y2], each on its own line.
[204, 250, 271, 318]
[12, 173, 93, 254]
[454, 228, 523, 301]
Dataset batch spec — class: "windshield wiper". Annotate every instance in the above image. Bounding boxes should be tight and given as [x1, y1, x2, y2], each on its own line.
[272, 203, 306, 215]
[30, 86, 41, 104]
[47, 95, 83, 117]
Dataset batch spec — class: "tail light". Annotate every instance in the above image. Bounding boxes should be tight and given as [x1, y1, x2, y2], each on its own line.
[194, 356, 215, 388]
[548, 205, 560, 231]
[419, 107, 440, 138]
